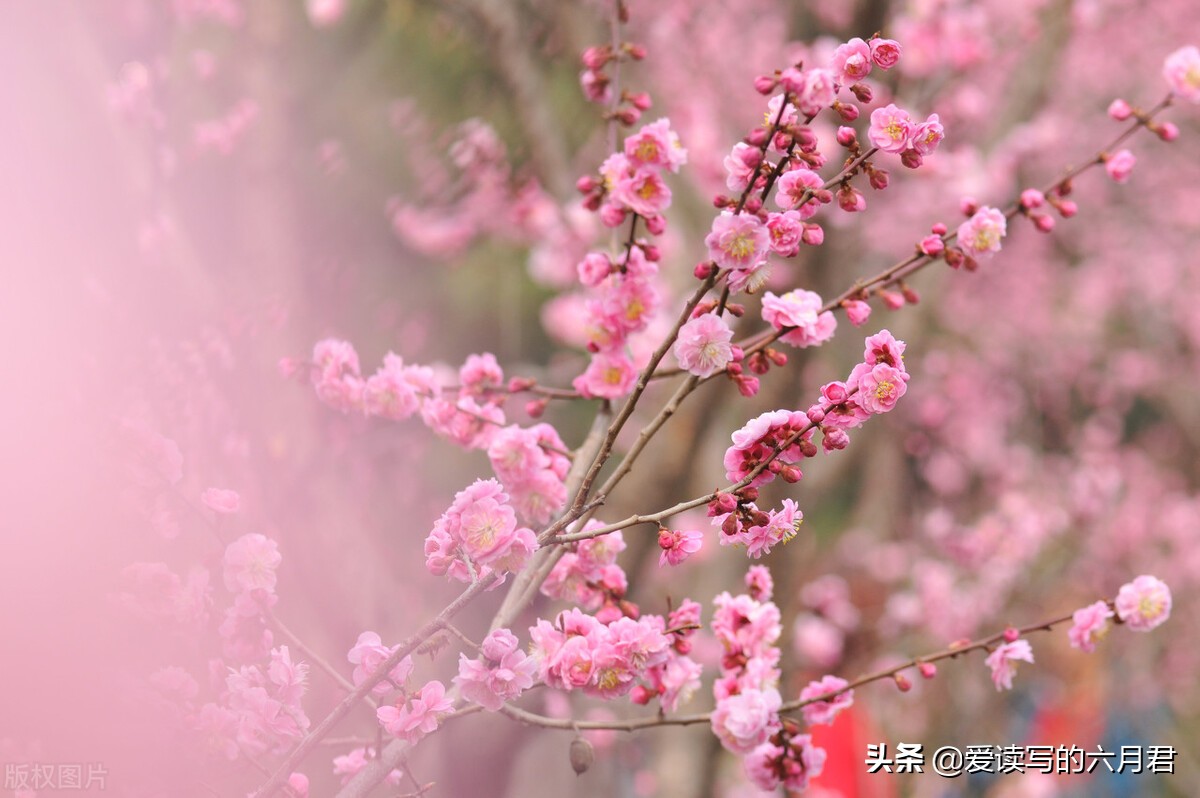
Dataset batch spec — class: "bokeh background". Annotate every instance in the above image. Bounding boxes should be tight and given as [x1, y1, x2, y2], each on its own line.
[1, 1, 1198, 796]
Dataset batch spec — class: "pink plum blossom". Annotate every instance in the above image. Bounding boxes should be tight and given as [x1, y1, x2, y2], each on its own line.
[347, 632, 415, 696]
[1104, 149, 1136, 183]
[761, 289, 836, 348]
[673, 313, 735, 378]
[1163, 45, 1200, 102]
[223, 533, 281, 595]
[870, 38, 902, 69]
[799, 675, 853, 726]
[1115, 575, 1172, 631]
[455, 628, 538, 710]
[984, 639, 1034, 690]
[868, 104, 914, 153]
[705, 212, 768, 272]
[1067, 601, 1114, 653]
[956, 206, 1007, 259]
[376, 680, 454, 742]
[658, 527, 704, 567]
[832, 38, 872, 82]
[573, 351, 637, 399]
[711, 687, 782, 754]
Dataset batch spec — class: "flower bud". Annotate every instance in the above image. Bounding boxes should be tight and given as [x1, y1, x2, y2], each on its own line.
[1020, 188, 1045, 209]
[1003, 626, 1020, 642]
[881, 290, 905, 310]
[644, 214, 666, 235]
[918, 662, 937, 679]
[836, 126, 858, 147]
[834, 101, 859, 122]
[900, 149, 923, 170]
[753, 75, 778, 95]
[894, 673, 912, 692]
[525, 398, 548, 418]
[1154, 121, 1180, 142]
[576, 175, 599, 193]
[931, 222, 948, 235]
[919, 235, 945, 256]
[582, 46, 610, 70]
[1107, 98, 1133, 121]
[849, 82, 873, 103]
[627, 91, 652, 110]
[570, 737, 595, 775]
[1032, 213, 1056, 233]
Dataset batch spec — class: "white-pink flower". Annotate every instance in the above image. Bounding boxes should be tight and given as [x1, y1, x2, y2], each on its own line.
[957, 206, 1007, 259]
[1067, 601, 1113, 653]
[711, 687, 782, 754]
[761, 289, 836, 348]
[1115, 575, 1171, 631]
[455, 628, 537, 711]
[222, 533, 281, 595]
[673, 313, 734, 378]
[1163, 45, 1200, 102]
[799, 675, 854, 726]
[984, 639, 1034, 691]
[347, 632, 415, 696]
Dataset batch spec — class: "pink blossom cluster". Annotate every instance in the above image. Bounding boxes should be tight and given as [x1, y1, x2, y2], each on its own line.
[346, 632, 415, 697]
[424, 479, 538, 583]
[571, 120, 687, 399]
[632, 600, 705, 712]
[194, 646, 310, 760]
[541, 528, 632, 618]
[867, 104, 945, 166]
[220, 533, 283, 661]
[798, 674, 854, 726]
[591, 118, 686, 227]
[529, 608, 675, 701]
[299, 339, 517, 451]
[811, 330, 910, 435]
[487, 423, 570, 524]
[710, 570, 826, 790]
[454, 628, 538, 711]
[377, 679, 454, 743]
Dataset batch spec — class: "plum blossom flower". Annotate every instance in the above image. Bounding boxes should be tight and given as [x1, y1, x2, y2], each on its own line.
[852, 363, 908, 414]
[799, 675, 853, 726]
[623, 118, 687, 172]
[1104, 149, 1136, 183]
[658, 527, 703, 567]
[423, 479, 537, 581]
[705, 212, 768, 272]
[984, 639, 1034, 690]
[956, 206, 1007, 259]
[1067, 601, 1113, 653]
[573, 351, 637, 399]
[377, 680, 454, 742]
[711, 687, 782, 754]
[347, 632, 414, 696]
[455, 628, 538, 710]
[202, 488, 240, 514]
[868, 104, 914, 153]
[870, 38, 902, 69]
[832, 38, 872, 82]
[223, 533, 281, 595]
[1115, 575, 1171, 631]
[909, 114, 945, 155]
[1163, 45, 1200, 102]
[673, 313, 734, 378]
[761, 289, 836, 348]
